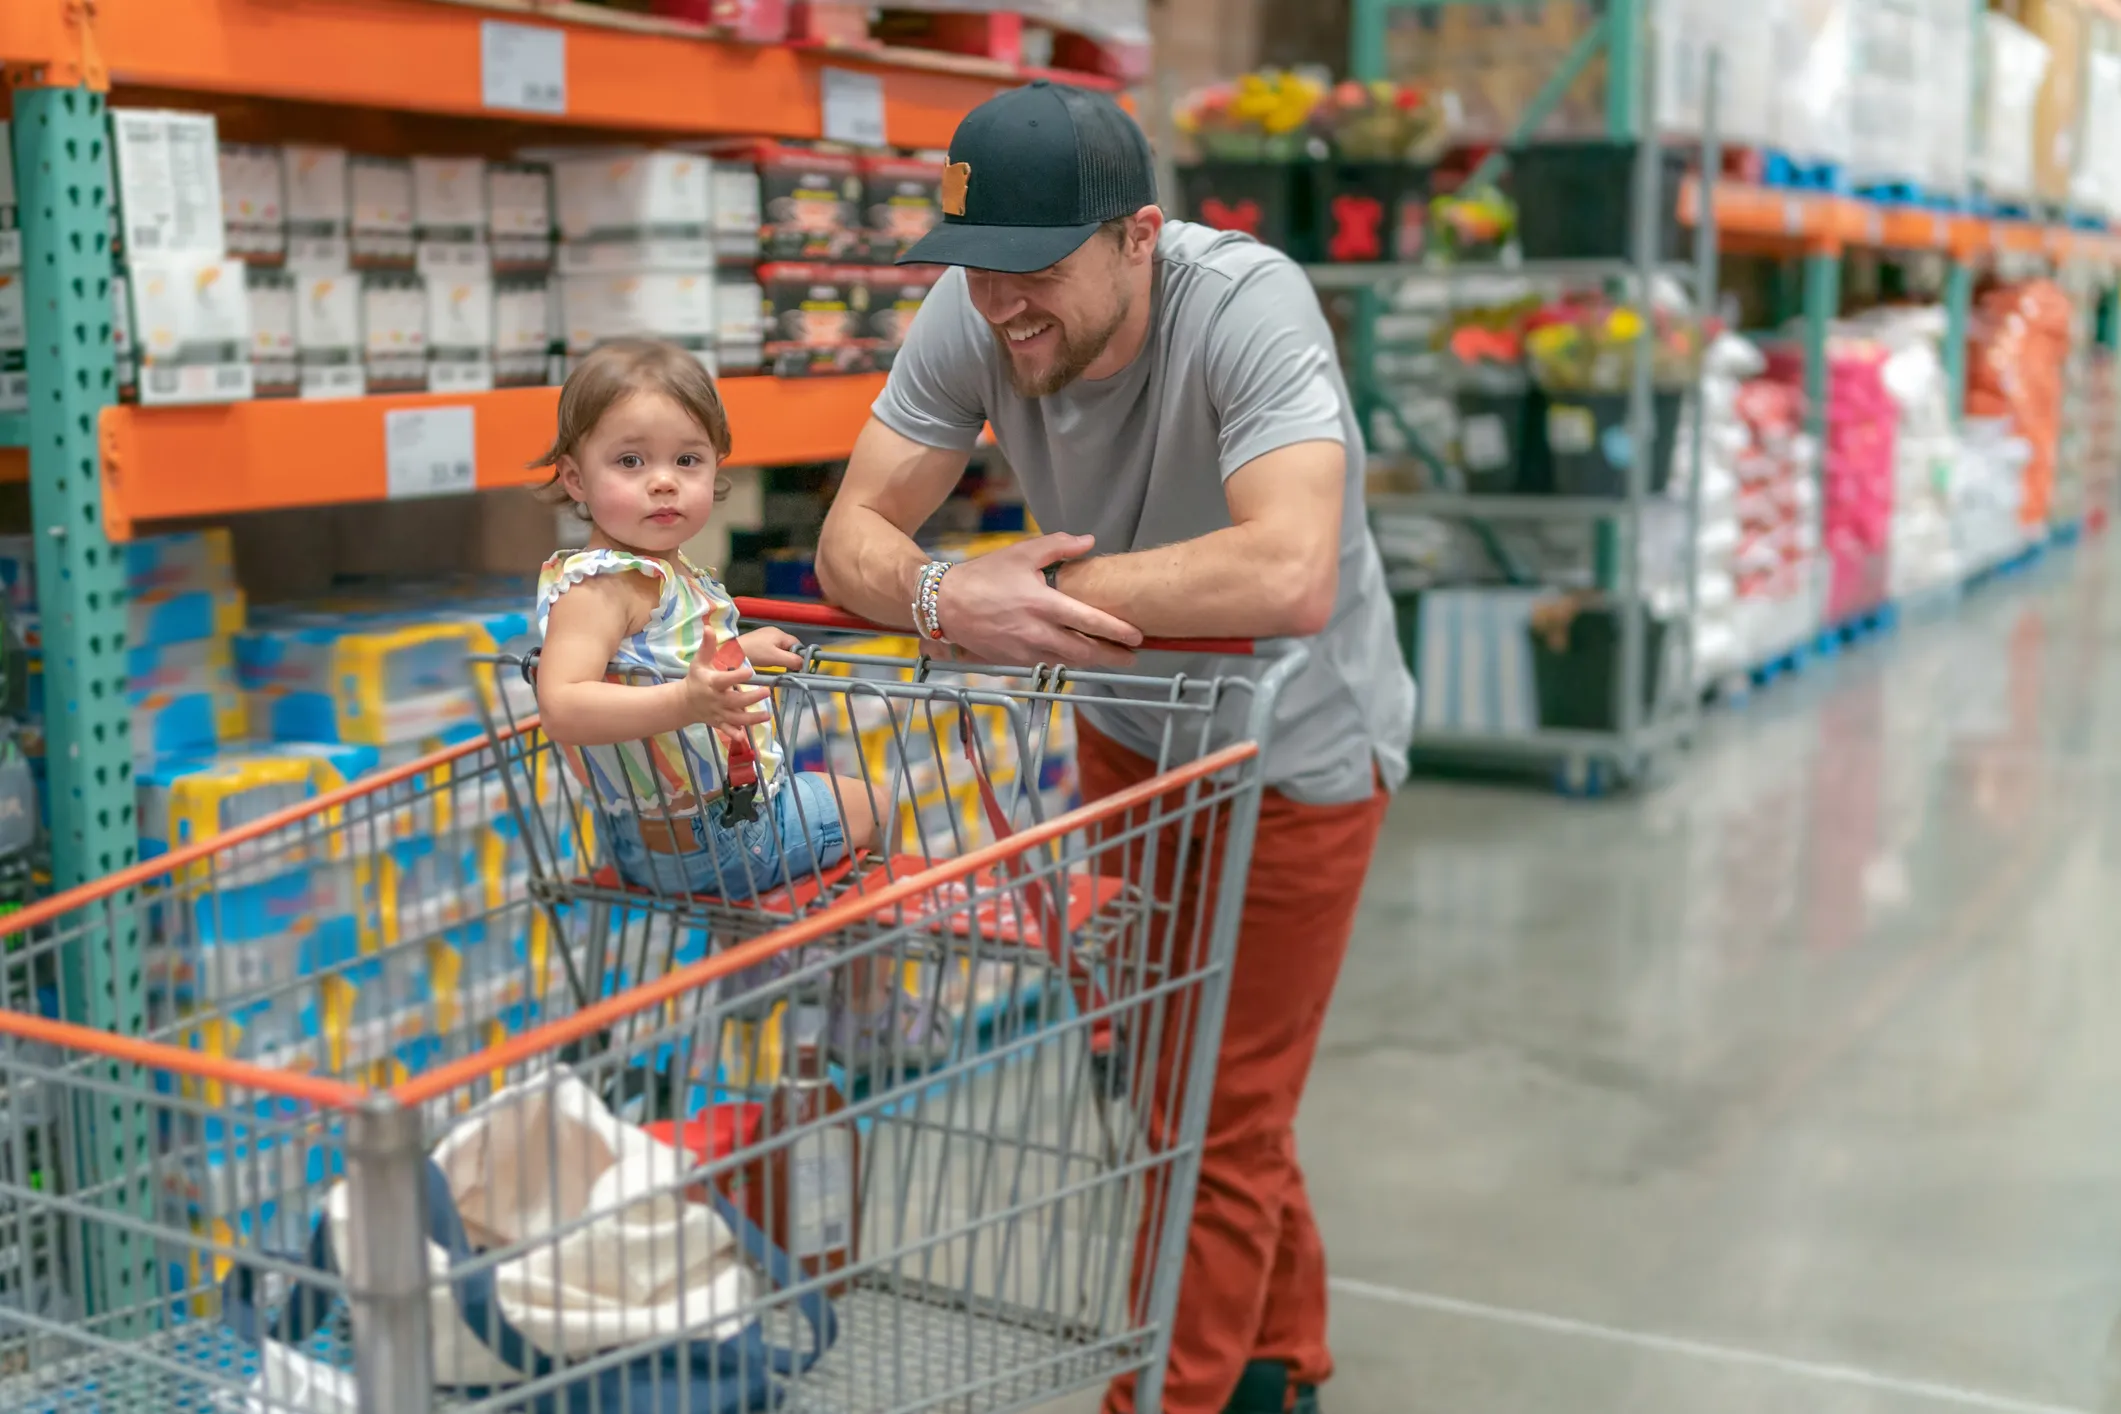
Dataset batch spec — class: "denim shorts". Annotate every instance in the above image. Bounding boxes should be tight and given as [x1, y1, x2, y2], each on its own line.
[608, 772, 848, 901]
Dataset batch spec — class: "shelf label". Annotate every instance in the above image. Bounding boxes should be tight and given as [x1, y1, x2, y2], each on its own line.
[385, 406, 477, 501]
[482, 20, 567, 116]
[821, 68, 887, 148]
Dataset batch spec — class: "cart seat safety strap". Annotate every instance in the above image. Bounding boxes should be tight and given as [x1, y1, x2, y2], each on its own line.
[956, 711, 1113, 1047]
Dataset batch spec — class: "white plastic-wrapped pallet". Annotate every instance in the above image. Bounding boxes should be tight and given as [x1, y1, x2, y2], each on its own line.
[1844, 0, 1929, 189]
[1654, 0, 1775, 147]
[2074, 48, 2121, 216]
[1847, 305, 1961, 598]
[1925, 0, 1976, 198]
[1979, 12, 2051, 201]
[1769, 0, 1853, 166]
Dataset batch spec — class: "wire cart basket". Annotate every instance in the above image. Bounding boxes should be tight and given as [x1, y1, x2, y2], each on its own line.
[0, 598, 1298, 1414]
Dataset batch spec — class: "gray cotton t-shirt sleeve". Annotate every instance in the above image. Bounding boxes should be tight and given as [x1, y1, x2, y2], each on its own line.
[871, 269, 989, 453]
[1205, 256, 1350, 481]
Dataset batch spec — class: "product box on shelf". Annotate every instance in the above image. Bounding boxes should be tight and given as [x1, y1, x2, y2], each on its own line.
[489, 161, 556, 274]
[2022, 0, 2087, 204]
[752, 143, 864, 262]
[360, 271, 427, 395]
[859, 154, 944, 263]
[0, 120, 19, 271]
[245, 265, 300, 399]
[293, 271, 363, 399]
[552, 149, 713, 273]
[865, 264, 941, 370]
[716, 273, 765, 374]
[425, 275, 495, 394]
[129, 255, 256, 405]
[560, 271, 716, 368]
[711, 159, 763, 264]
[29, 644, 247, 766]
[493, 275, 557, 388]
[127, 528, 236, 597]
[0, 268, 23, 416]
[132, 584, 247, 650]
[219, 143, 288, 264]
[284, 144, 353, 273]
[236, 617, 489, 748]
[761, 262, 871, 377]
[138, 745, 372, 861]
[112, 270, 136, 401]
[412, 156, 492, 278]
[113, 108, 227, 260]
[349, 155, 416, 270]
[3, 527, 238, 612]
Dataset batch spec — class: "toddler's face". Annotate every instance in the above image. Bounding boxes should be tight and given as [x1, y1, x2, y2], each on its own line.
[560, 390, 720, 554]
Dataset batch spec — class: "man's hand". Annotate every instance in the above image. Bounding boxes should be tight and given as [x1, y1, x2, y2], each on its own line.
[934, 533, 1145, 669]
[736, 626, 804, 670]
[684, 637, 773, 733]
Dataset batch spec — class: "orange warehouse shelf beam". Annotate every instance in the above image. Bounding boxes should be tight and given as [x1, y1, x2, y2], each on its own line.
[96, 374, 885, 540]
[0, 0, 1006, 149]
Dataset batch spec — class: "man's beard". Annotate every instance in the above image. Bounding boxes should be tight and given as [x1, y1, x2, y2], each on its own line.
[992, 293, 1130, 398]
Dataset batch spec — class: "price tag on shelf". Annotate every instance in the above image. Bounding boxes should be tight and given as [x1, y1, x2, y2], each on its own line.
[821, 68, 887, 148]
[385, 406, 477, 501]
[482, 20, 567, 116]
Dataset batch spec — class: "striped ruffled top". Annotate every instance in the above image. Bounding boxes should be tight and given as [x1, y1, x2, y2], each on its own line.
[534, 548, 783, 814]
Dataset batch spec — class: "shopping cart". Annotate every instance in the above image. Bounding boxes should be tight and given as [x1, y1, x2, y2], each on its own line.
[0, 598, 1298, 1414]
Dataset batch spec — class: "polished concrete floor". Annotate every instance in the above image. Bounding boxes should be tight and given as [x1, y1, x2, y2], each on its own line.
[1047, 535, 2121, 1413]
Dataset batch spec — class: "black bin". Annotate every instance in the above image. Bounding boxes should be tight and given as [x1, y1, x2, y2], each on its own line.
[1176, 163, 1314, 260]
[1510, 142, 1688, 261]
[1455, 385, 1552, 494]
[1529, 603, 1668, 732]
[1309, 163, 1431, 263]
[1543, 390, 1683, 497]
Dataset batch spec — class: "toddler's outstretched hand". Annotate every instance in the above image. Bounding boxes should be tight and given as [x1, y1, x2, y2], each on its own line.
[684, 636, 773, 733]
[737, 626, 804, 670]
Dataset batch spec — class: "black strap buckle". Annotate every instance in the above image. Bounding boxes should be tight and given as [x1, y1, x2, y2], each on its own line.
[719, 782, 759, 825]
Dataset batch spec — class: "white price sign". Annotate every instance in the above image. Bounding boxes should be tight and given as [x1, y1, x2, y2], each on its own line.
[482, 20, 567, 116]
[821, 67, 887, 148]
[385, 406, 477, 501]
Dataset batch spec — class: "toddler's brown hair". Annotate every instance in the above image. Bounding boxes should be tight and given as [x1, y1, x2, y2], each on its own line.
[533, 338, 734, 515]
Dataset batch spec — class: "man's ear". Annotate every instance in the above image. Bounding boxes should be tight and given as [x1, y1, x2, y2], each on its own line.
[1127, 205, 1165, 261]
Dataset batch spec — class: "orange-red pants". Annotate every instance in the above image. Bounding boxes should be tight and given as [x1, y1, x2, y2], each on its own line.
[1078, 722, 1390, 1414]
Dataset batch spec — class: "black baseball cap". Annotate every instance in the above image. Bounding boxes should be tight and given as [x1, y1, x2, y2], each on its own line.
[899, 80, 1158, 274]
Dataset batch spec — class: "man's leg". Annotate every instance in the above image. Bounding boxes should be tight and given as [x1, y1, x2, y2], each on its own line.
[1079, 724, 1388, 1413]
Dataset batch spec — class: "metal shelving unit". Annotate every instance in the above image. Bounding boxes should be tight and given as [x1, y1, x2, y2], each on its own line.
[1331, 0, 1719, 791]
[0, 2, 1046, 1309]
[1339, 0, 2121, 791]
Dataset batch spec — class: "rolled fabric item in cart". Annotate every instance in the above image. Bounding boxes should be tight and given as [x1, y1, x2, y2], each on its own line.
[318, 1067, 760, 1388]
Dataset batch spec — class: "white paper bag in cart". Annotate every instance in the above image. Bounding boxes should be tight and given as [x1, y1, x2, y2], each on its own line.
[319, 1068, 756, 1388]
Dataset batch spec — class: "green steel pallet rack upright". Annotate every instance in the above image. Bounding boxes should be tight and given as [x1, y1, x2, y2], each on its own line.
[10, 75, 155, 1324]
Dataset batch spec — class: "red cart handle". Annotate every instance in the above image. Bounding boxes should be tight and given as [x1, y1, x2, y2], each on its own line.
[732, 597, 1255, 658]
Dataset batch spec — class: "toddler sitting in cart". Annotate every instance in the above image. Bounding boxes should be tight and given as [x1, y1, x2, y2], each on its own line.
[530, 338, 934, 1063]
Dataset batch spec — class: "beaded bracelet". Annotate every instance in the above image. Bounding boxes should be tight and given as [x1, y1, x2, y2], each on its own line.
[913, 560, 952, 641]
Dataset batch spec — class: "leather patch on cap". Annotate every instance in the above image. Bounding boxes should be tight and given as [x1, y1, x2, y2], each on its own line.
[941, 162, 971, 216]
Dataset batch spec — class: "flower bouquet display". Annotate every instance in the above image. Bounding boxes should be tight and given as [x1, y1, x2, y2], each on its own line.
[1173, 69, 1326, 255]
[1526, 301, 1704, 496]
[1306, 79, 1449, 263]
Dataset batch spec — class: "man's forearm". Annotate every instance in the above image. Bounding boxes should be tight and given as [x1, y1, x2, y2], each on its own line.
[815, 504, 929, 629]
[1055, 522, 1337, 640]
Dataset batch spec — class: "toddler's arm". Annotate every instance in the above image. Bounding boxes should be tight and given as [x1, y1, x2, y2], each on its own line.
[538, 572, 770, 746]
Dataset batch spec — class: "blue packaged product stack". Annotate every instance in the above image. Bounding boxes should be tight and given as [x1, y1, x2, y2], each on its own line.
[7, 528, 249, 765]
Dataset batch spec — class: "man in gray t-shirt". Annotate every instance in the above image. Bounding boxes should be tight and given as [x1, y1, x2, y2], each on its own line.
[816, 81, 1412, 1414]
